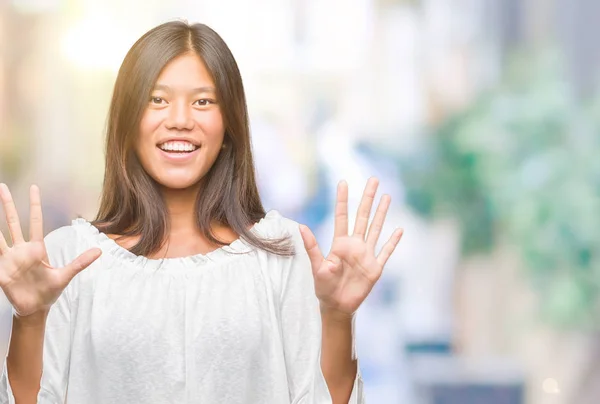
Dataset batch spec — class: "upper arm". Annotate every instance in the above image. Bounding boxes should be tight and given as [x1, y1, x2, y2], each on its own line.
[278, 221, 328, 403]
[37, 287, 73, 402]
[0, 226, 80, 404]
[278, 219, 364, 404]
[37, 226, 81, 402]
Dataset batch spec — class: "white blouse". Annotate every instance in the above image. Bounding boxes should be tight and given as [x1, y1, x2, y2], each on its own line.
[0, 211, 364, 403]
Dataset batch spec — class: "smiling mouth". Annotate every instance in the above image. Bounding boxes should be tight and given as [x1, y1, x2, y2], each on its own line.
[157, 140, 200, 154]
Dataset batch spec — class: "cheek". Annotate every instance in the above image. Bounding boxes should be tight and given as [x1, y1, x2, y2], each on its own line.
[198, 110, 225, 142]
[135, 117, 155, 167]
[137, 112, 163, 159]
[139, 111, 162, 140]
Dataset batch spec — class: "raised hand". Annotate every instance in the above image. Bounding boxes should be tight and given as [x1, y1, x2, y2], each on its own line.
[300, 177, 403, 316]
[0, 184, 101, 317]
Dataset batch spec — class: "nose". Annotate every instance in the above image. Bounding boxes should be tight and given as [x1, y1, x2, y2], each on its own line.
[165, 101, 194, 131]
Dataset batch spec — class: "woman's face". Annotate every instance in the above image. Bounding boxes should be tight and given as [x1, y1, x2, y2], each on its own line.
[136, 52, 225, 191]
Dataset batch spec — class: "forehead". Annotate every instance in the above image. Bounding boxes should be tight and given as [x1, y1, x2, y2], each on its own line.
[155, 53, 215, 88]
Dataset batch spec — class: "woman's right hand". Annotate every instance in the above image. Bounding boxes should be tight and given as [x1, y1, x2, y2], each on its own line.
[0, 183, 101, 317]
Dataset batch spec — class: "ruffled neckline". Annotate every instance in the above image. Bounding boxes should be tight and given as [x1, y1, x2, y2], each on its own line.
[71, 210, 281, 269]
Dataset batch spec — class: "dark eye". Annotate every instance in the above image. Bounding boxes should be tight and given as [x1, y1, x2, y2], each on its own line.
[150, 96, 165, 104]
[194, 99, 213, 106]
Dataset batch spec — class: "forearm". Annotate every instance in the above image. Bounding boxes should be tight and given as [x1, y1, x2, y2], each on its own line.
[320, 307, 357, 404]
[7, 310, 48, 404]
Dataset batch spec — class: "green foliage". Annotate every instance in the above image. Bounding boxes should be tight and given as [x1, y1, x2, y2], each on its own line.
[401, 52, 600, 329]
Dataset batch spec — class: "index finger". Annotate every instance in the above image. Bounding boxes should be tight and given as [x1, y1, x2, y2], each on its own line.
[29, 185, 44, 241]
[334, 180, 349, 238]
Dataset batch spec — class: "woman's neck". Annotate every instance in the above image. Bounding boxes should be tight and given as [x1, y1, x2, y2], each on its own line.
[109, 185, 239, 259]
[161, 185, 200, 236]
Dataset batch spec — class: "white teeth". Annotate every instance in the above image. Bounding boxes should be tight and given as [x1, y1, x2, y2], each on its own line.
[159, 141, 198, 152]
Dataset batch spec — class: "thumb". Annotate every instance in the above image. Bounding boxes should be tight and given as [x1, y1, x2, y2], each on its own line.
[299, 224, 323, 276]
[60, 248, 102, 284]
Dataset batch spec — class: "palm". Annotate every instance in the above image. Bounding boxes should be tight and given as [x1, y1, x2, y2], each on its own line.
[300, 177, 403, 315]
[0, 241, 58, 316]
[0, 184, 101, 317]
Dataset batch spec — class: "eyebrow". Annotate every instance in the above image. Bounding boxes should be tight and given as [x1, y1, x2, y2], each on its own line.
[153, 84, 216, 94]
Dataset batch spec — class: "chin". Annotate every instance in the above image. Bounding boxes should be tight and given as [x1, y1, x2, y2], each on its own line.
[155, 176, 203, 191]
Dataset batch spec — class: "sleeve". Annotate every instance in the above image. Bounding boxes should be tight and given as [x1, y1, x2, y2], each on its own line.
[0, 226, 80, 404]
[279, 220, 365, 404]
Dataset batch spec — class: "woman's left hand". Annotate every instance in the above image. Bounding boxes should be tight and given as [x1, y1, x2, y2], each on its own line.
[299, 177, 403, 317]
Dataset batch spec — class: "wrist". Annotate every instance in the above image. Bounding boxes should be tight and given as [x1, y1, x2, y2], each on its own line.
[13, 308, 49, 328]
[319, 304, 355, 324]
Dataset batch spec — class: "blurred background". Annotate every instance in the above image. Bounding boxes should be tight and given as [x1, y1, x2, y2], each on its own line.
[1, 0, 600, 403]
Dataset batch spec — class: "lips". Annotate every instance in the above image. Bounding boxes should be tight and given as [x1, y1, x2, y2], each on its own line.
[157, 140, 200, 153]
